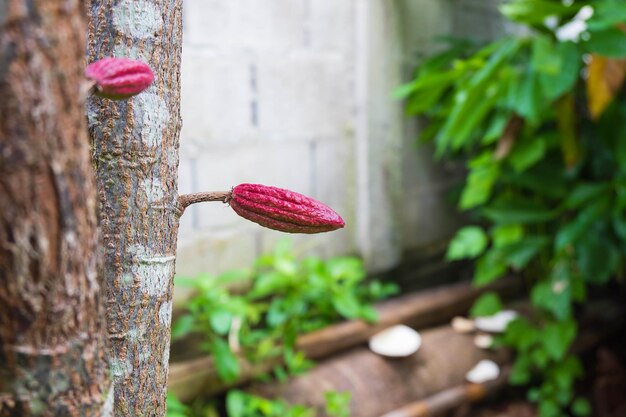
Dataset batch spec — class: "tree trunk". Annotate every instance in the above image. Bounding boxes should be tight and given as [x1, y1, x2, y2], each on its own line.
[86, 1, 183, 415]
[0, 1, 110, 415]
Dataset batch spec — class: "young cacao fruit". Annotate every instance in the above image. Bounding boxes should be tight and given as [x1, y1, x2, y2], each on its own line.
[85, 57, 154, 100]
[229, 184, 345, 234]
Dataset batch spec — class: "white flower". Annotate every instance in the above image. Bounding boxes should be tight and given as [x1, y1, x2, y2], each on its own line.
[557, 20, 588, 42]
[555, 6, 594, 43]
[545, 15, 559, 30]
[576, 5, 594, 21]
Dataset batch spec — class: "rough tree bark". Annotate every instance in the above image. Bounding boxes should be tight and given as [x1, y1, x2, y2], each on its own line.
[86, 1, 183, 415]
[0, 1, 110, 415]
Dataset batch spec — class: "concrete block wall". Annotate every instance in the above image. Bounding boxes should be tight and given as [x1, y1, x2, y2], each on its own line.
[175, 0, 505, 288]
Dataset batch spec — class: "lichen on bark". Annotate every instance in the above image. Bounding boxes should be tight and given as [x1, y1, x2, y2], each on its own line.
[86, 1, 183, 415]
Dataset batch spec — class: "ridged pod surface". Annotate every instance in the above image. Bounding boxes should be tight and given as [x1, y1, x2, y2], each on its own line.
[85, 57, 154, 100]
[230, 184, 345, 234]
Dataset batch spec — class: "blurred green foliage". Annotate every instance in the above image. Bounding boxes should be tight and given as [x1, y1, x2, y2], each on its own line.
[398, 0, 626, 416]
[172, 239, 397, 384]
[167, 390, 351, 417]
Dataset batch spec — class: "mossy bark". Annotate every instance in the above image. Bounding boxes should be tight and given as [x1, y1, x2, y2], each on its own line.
[86, 1, 183, 416]
[0, 1, 110, 415]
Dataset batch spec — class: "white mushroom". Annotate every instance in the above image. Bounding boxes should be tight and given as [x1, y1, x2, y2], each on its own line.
[368, 325, 422, 358]
[451, 316, 476, 333]
[474, 310, 518, 333]
[465, 360, 500, 383]
[474, 334, 494, 349]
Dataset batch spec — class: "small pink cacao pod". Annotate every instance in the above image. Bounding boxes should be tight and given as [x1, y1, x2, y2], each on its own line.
[229, 184, 345, 234]
[85, 57, 154, 100]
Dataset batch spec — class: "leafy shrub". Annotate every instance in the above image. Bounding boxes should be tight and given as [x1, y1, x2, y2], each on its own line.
[398, 1, 626, 416]
[172, 240, 397, 383]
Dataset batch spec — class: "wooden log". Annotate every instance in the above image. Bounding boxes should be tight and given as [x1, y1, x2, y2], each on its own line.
[168, 278, 522, 401]
[298, 277, 520, 359]
[251, 300, 625, 417]
[379, 369, 511, 417]
[249, 326, 511, 417]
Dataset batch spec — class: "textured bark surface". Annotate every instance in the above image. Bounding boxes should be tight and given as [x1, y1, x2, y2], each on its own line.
[86, 1, 183, 415]
[0, 1, 110, 416]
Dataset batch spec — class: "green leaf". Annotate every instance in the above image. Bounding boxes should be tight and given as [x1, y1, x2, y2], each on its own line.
[449, 83, 502, 150]
[446, 226, 488, 260]
[532, 35, 561, 75]
[510, 68, 544, 123]
[531, 280, 572, 321]
[483, 112, 510, 145]
[508, 134, 548, 172]
[436, 39, 520, 153]
[612, 208, 626, 240]
[571, 397, 591, 417]
[585, 27, 626, 58]
[460, 153, 500, 209]
[510, 353, 532, 385]
[359, 305, 379, 323]
[563, 182, 611, 209]
[482, 204, 555, 225]
[167, 394, 192, 417]
[325, 391, 352, 417]
[284, 349, 315, 375]
[401, 70, 463, 110]
[275, 258, 297, 277]
[528, 387, 541, 402]
[226, 390, 247, 417]
[251, 272, 290, 299]
[393, 80, 419, 99]
[531, 348, 549, 368]
[500, 0, 577, 24]
[492, 224, 524, 248]
[543, 319, 577, 360]
[501, 236, 549, 270]
[539, 41, 581, 101]
[504, 317, 539, 351]
[473, 249, 508, 286]
[171, 315, 196, 340]
[470, 292, 503, 317]
[538, 399, 561, 417]
[211, 338, 240, 383]
[576, 234, 619, 284]
[555, 199, 608, 251]
[587, 1, 626, 31]
[332, 291, 362, 320]
[327, 257, 364, 282]
[551, 355, 583, 392]
[503, 158, 569, 199]
[210, 309, 233, 335]
[405, 84, 451, 115]
[570, 274, 587, 303]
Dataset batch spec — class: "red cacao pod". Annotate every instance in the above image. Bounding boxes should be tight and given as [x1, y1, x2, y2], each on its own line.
[229, 184, 345, 234]
[85, 57, 154, 100]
